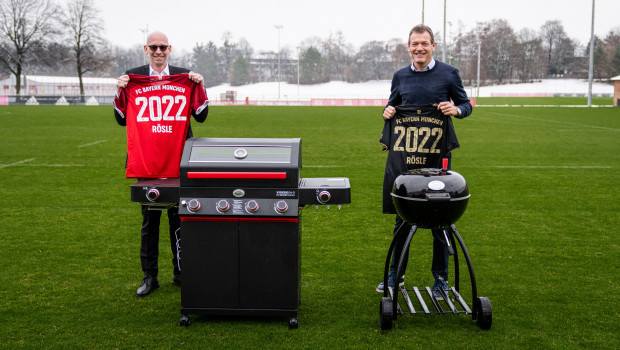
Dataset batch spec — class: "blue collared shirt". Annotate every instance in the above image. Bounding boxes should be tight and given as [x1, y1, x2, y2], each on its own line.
[411, 58, 436, 72]
[409, 58, 460, 115]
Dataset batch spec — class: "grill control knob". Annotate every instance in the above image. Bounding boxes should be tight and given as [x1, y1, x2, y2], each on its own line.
[246, 200, 259, 213]
[216, 200, 230, 212]
[318, 190, 331, 204]
[188, 199, 201, 212]
[275, 200, 288, 214]
[146, 188, 160, 202]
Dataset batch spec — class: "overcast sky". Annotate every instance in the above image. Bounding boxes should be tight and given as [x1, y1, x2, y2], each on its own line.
[92, 0, 618, 55]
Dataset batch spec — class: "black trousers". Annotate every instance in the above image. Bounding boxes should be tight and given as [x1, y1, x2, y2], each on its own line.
[140, 205, 181, 277]
[390, 155, 453, 282]
[390, 215, 450, 282]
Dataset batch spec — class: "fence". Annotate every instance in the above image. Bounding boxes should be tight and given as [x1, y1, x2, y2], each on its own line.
[1, 96, 389, 107]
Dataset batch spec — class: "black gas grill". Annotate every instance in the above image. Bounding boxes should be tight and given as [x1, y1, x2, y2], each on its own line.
[131, 137, 350, 328]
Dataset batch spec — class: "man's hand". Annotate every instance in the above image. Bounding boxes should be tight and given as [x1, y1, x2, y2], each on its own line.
[188, 71, 204, 86]
[116, 75, 129, 91]
[438, 101, 460, 116]
[383, 106, 396, 120]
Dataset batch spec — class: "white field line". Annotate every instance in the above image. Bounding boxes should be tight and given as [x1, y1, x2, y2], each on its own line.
[482, 111, 620, 132]
[0, 158, 36, 169]
[476, 105, 613, 108]
[303, 165, 344, 168]
[23, 164, 85, 167]
[77, 140, 107, 148]
[0, 157, 84, 168]
[488, 165, 612, 169]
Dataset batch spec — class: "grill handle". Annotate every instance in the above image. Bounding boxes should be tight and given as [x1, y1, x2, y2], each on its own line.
[425, 192, 451, 201]
[441, 158, 449, 175]
[187, 171, 287, 179]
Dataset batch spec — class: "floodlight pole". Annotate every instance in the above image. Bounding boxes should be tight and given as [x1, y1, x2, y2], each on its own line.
[275, 25, 283, 100]
[442, 0, 446, 63]
[587, 0, 595, 107]
[140, 24, 149, 65]
[476, 35, 481, 99]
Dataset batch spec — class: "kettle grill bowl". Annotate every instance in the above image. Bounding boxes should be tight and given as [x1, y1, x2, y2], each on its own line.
[391, 169, 470, 229]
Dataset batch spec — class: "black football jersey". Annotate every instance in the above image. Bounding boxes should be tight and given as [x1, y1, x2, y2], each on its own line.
[380, 104, 460, 214]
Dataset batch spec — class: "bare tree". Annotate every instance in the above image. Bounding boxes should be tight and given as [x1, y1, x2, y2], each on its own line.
[596, 29, 620, 78]
[387, 38, 410, 72]
[191, 42, 222, 87]
[0, 0, 58, 94]
[321, 31, 353, 81]
[357, 40, 390, 81]
[484, 19, 517, 83]
[299, 46, 326, 84]
[61, 0, 112, 97]
[540, 20, 575, 76]
[451, 27, 480, 85]
[218, 31, 237, 79]
[515, 28, 546, 82]
[113, 44, 144, 76]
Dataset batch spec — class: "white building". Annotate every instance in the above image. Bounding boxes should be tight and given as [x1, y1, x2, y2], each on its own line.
[0, 75, 117, 96]
[613, 75, 620, 107]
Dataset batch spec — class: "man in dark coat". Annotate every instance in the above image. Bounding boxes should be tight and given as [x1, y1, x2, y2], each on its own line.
[114, 31, 208, 297]
[377, 24, 472, 299]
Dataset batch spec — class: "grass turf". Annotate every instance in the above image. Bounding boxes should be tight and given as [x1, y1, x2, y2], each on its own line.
[474, 97, 612, 105]
[0, 104, 618, 348]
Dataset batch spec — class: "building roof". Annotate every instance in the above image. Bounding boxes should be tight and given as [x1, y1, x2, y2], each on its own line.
[0, 75, 117, 85]
[611, 75, 620, 81]
[25, 75, 117, 85]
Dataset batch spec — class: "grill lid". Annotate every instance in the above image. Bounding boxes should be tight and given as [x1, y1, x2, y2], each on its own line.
[391, 168, 470, 228]
[180, 137, 301, 188]
[392, 168, 469, 200]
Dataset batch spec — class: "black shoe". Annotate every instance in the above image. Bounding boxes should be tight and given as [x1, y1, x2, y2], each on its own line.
[136, 276, 159, 297]
[172, 275, 181, 286]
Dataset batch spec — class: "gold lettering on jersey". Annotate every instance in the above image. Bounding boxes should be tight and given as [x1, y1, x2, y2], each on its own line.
[420, 117, 443, 125]
[392, 114, 446, 163]
[393, 126, 406, 151]
[406, 155, 427, 165]
[417, 127, 431, 153]
[396, 116, 420, 124]
[393, 126, 444, 155]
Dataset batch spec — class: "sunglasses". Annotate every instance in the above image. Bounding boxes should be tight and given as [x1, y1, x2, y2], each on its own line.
[148, 45, 169, 52]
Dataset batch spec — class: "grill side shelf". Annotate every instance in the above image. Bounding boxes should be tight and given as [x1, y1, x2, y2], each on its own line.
[130, 178, 180, 204]
[298, 177, 351, 206]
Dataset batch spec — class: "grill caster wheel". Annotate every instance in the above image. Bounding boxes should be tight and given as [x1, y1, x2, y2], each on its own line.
[180, 315, 190, 327]
[288, 317, 298, 329]
[379, 297, 393, 330]
[474, 297, 492, 330]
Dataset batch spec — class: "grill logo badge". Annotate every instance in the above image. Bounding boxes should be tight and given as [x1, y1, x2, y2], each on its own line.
[234, 148, 248, 159]
[428, 180, 446, 190]
[276, 190, 296, 197]
[233, 189, 246, 198]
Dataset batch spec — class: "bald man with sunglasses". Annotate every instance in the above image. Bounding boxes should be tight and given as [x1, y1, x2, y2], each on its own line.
[114, 31, 209, 298]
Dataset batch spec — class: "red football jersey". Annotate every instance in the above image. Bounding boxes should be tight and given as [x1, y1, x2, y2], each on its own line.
[113, 74, 208, 178]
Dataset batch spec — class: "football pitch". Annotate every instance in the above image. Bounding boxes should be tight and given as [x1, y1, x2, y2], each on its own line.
[0, 104, 618, 348]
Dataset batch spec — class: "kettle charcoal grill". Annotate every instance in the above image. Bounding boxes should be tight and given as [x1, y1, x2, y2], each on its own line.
[379, 167, 492, 330]
[131, 137, 350, 328]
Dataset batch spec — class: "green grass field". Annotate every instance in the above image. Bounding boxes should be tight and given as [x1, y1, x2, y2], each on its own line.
[1, 104, 618, 348]
[475, 97, 613, 106]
